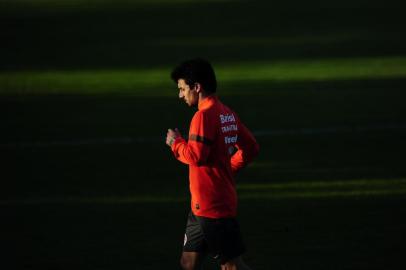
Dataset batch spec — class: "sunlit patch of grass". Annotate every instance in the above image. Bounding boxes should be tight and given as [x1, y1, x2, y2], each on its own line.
[0, 195, 187, 206]
[1, 56, 406, 96]
[159, 33, 391, 47]
[237, 178, 406, 199]
[237, 178, 406, 190]
[216, 56, 406, 82]
[0, 68, 172, 96]
[2, 179, 405, 206]
[239, 188, 406, 200]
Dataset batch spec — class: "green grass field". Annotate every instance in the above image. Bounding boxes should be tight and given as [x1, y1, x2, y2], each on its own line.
[2, 0, 406, 269]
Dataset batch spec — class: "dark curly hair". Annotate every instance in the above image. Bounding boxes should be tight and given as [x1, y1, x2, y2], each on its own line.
[171, 58, 217, 94]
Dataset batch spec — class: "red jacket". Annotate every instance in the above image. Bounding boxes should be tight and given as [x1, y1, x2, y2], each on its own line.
[172, 95, 259, 218]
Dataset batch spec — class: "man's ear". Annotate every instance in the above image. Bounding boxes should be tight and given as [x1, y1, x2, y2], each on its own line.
[195, 83, 202, 93]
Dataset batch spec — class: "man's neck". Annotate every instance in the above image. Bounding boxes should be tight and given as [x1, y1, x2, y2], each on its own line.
[198, 93, 216, 110]
[198, 92, 213, 103]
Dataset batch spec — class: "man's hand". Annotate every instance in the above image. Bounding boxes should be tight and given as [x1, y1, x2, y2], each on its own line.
[166, 128, 181, 147]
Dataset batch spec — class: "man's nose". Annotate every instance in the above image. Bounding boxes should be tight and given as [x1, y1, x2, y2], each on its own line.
[179, 91, 184, 99]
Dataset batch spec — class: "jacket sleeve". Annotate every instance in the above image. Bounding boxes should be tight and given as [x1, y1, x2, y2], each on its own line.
[230, 120, 259, 173]
[171, 111, 215, 166]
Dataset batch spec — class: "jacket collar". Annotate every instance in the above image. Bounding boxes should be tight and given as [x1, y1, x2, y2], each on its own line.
[198, 94, 217, 110]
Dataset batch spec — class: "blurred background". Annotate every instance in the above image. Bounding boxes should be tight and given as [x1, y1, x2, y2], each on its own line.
[2, 0, 406, 269]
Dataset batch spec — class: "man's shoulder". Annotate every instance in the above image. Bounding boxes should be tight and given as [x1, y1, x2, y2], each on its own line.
[200, 102, 239, 118]
[191, 105, 222, 126]
[218, 102, 239, 121]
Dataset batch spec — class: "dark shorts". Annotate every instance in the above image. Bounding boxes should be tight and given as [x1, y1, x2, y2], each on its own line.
[183, 211, 246, 263]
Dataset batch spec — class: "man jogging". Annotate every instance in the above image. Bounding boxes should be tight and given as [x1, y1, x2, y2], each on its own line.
[166, 58, 259, 270]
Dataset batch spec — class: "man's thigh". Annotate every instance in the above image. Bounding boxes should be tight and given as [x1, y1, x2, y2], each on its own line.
[180, 251, 205, 270]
